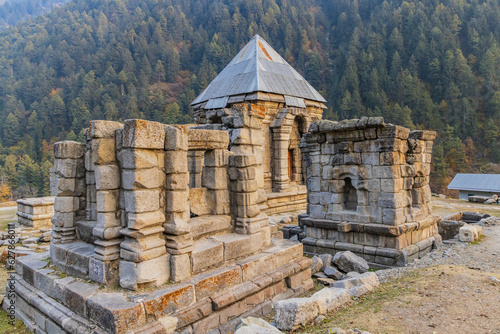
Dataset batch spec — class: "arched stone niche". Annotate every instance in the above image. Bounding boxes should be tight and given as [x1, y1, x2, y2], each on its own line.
[270, 108, 311, 192]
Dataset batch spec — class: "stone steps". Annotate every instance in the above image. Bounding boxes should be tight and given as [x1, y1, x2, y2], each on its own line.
[11, 238, 309, 334]
[189, 215, 232, 240]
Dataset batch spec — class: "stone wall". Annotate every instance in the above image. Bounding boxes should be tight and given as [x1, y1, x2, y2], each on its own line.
[299, 117, 441, 266]
[17, 197, 55, 229]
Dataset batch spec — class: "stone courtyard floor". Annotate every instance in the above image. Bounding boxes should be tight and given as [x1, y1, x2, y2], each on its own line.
[0, 199, 499, 333]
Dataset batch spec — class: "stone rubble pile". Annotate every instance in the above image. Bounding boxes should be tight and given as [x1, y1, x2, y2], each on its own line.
[274, 271, 380, 330]
[310, 251, 371, 287]
[468, 194, 500, 205]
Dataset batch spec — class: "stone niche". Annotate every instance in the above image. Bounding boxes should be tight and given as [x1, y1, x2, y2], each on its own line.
[6, 119, 313, 334]
[299, 117, 442, 267]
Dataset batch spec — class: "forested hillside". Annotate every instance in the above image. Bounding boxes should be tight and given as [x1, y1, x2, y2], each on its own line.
[0, 0, 499, 200]
[0, 0, 71, 29]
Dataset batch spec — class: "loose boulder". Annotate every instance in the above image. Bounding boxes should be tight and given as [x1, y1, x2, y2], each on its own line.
[333, 251, 369, 274]
[458, 224, 482, 242]
[318, 254, 332, 271]
[333, 272, 380, 297]
[324, 266, 344, 280]
[310, 256, 323, 275]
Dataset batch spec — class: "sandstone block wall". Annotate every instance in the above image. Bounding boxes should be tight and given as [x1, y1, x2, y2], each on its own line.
[299, 117, 441, 266]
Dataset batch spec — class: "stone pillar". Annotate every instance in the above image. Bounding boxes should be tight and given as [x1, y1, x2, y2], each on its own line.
[272, 128, 291, 192]
[51, 141, 86, 244]
[188, 150, 204, 188]
[164, 125, 193, 282]
[118, 120, 170, 290]
[229, 154, 270, 246]
[202, 148, 230, 215]
[88, 121, 124, 284]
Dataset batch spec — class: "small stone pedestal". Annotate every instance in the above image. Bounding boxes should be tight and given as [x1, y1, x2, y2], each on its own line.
[17, 197, 55, 229]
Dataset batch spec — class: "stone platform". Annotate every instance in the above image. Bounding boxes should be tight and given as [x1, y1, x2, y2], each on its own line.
[17, 197, 55, 229]
[300, 215, 441, 267]
[5, 239, 312, 334]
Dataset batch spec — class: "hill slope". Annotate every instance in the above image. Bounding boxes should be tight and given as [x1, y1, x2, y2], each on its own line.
[0, 0, 499, 199]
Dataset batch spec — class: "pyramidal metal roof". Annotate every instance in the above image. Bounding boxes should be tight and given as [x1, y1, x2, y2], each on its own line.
[191, 34, 327, 107]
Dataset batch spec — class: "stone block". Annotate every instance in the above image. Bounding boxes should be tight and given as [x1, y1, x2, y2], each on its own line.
[92, 138, 116, 164]
[192, 266, 242, 300]
[274, 297, 318, 331]
[170, 254, 191, 282]
[89, 120, 123, 138]
[63, 281, 99, 317]
[377, 124, 410, 140]
[173, 299, 212, 329]
[123, 119, 166, 149]
[88, 293, 146, 333]
[165, 125, 188, 151]
[228, 166, 256, 181]
[127, 211, 165, 230]
[204, 149, 229, 167]
[333, 251, 369, 273]
[373, 165, 401, 179]
[202, 167, 228, 190]
[89, 257, 119, 285]
[54, 158, 85, 178]
[54, 141, 85, 159]
[119, 254, 170, 289]
[119, 149, 158, 169]
[164, 151, 188, 174]
[54, 197, 79, 213]
[166, 173, 189, 191]
[122, 169, 160, 190]
[213, 233, 263, 262]
[124, 189, 160, 213]
[165, 189, 189, 213]
[285, 269, 312, 288]
[96, 190, 119, 212]
[191, 238, 224, 274]
[310, 287, 351, 314]
[380, 178, 404, 193]
[95, 165, 120, 190]
[458, 224, 482, 242]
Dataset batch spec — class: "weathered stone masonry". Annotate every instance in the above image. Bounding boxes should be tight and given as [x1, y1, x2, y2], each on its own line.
[299, 117, 442, 266]
[5, 119, 313, 334]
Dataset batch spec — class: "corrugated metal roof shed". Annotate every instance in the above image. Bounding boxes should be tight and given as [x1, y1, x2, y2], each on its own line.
[448, 173, 500, 192]
[191, 34, 327, 106]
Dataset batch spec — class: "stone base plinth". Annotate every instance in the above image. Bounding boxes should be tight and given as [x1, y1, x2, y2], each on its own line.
[300, 215, 441, 267]
[7, 239, 312, 334]
[264, 186, 307, 214]
[17, 197, 55, 229]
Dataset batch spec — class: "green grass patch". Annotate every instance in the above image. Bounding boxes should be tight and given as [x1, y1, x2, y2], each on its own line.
[469, 234, 487, 245]
[0, 307, 30, 334]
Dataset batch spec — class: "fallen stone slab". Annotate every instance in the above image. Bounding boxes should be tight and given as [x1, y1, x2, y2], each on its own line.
[317, 277, 334, 286]
[333, 251, 369, 274]
[324, 266, 344, 280]
[235, 317, 283, 334]
[333, 272, 379, 297]
[310, 287, 351, 314]
[318, 254, 332, 271]
[458, 224, 482, 242]
[274, 297, 319, 331]
[310, 255, 323, 275]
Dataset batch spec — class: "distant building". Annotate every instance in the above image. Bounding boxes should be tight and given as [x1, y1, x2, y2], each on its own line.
[448, 173, 500, 199]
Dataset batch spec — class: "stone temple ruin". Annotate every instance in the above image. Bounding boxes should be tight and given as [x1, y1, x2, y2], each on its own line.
[6, 35, 443, 334]
[190, 34, 326, 214]
[299, 118, 441, 266]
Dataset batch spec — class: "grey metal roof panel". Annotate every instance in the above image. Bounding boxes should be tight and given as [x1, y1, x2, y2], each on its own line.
[284, 96, 306, 108]
[448, 173, 500, 192]
[191, 34, 327, 106]
[205, 96, 228, 109]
